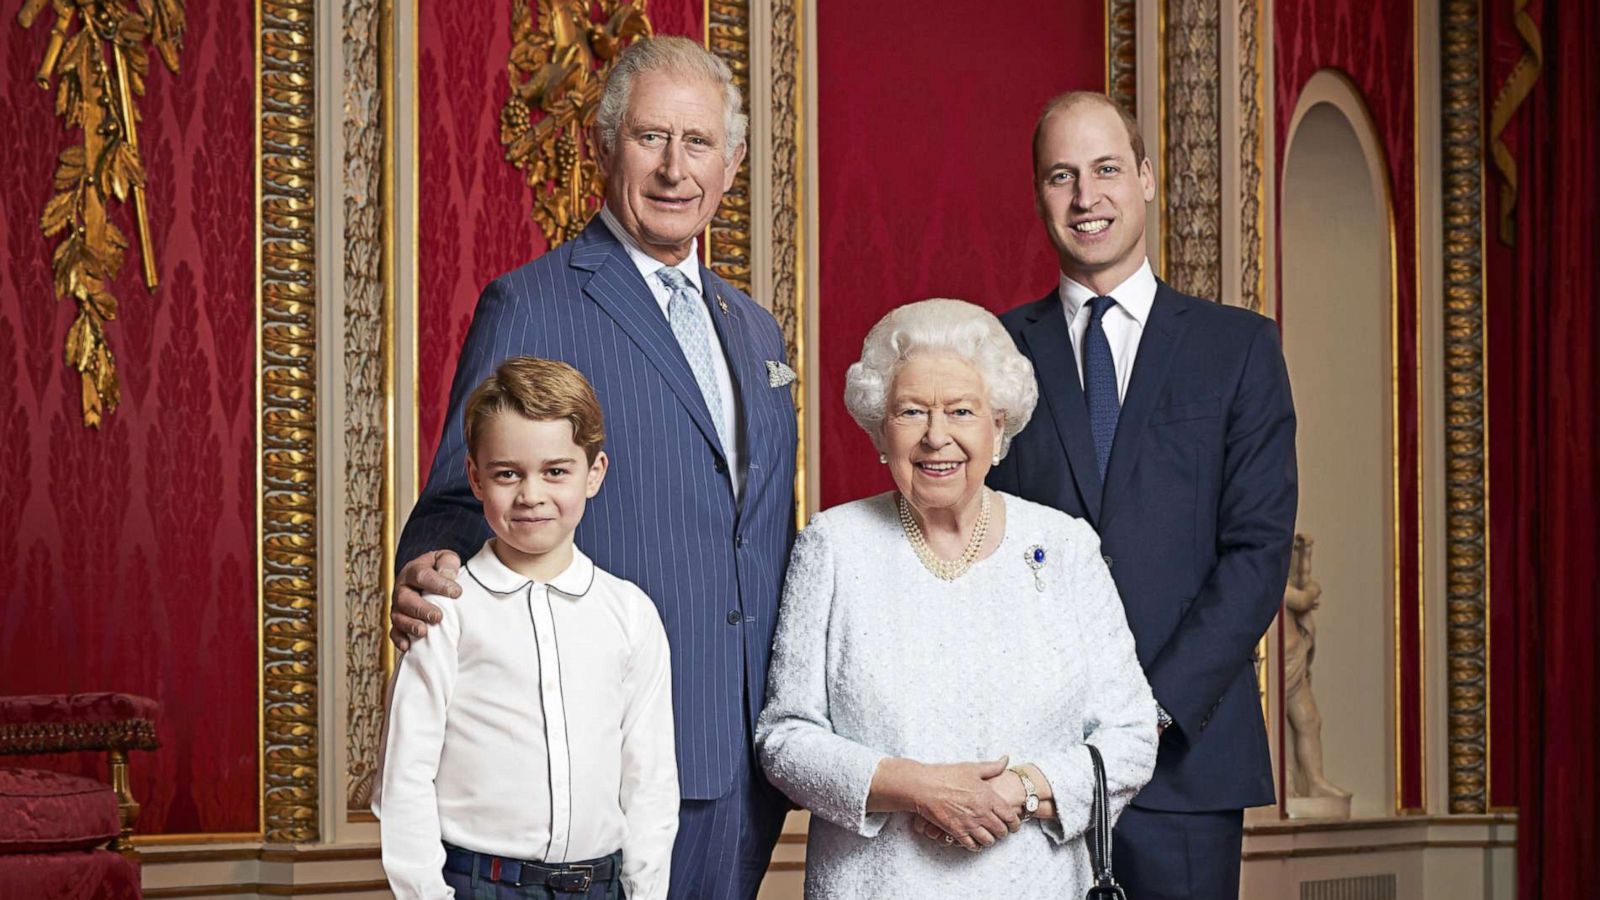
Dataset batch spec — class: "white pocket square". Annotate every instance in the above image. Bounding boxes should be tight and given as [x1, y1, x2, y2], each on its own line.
[766, 360, 797, 387]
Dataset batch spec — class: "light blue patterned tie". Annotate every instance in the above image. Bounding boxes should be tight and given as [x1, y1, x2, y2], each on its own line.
[656, 267, 731, 452]
[1084, 295, 1121, 481]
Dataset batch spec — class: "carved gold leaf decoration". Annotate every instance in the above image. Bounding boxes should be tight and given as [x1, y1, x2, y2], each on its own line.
[500, 0, 651, 247]
[18, 0, 184, 427]
[1162, 0, 1221, 300]
[1107, 0, 1136, 114]
[706, 0, 750, 295]
[1443, 0, 1488, 813]
[260, 0, 320, 843]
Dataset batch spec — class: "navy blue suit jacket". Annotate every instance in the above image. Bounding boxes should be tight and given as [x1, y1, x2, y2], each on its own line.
[989, 280, 1296, 811]
[397, 217, 798, 802]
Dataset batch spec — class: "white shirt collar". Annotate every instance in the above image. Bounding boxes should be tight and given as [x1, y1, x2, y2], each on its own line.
[598, 205, 703, 295]
[1058, 258, 1157, 325]
[463, 540, 597, 597]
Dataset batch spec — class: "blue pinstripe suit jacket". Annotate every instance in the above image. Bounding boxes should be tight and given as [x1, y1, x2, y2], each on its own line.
[397, 217, 798, 801]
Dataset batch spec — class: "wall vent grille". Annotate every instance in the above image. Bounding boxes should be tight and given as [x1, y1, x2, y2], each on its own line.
[1300, 873, 1398, 900]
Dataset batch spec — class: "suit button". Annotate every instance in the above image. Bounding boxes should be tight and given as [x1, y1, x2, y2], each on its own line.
[714, 458, 728, 473]
[1102, 554, 1114, 569]
[736, 536, 746, 549]
[727, 610, 744, 625]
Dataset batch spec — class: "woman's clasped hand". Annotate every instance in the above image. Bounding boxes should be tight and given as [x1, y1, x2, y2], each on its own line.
[875, 756, 1018, 851]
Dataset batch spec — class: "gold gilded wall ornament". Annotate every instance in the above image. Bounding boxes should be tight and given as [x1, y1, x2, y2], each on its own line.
[17, 0, 185, 428]
[500, 0, 652, 247]
[1442, 0, 1489, 814]
[259, 0, 320, 842]
[1162, 0, 1222, 301]
[705, 0, 751, 295]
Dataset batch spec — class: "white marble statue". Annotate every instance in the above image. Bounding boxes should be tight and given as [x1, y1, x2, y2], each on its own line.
[1284, 535, 1352, 808]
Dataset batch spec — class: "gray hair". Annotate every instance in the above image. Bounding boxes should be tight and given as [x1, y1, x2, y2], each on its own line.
[595, 36, 748, 163]
[844, 299, 1039, 457]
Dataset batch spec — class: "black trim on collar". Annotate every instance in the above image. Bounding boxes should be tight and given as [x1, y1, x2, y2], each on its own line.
[462, 561, 527, 596]
[463, 558, 596, 598]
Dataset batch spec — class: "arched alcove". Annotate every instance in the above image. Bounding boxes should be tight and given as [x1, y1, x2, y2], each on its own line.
[1279, 71, 1396, 820]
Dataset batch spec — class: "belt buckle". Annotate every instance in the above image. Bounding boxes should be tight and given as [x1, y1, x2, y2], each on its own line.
[549, 863, 594, 893]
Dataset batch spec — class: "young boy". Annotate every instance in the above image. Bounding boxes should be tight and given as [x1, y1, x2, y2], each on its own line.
[375, 357, 677, 900]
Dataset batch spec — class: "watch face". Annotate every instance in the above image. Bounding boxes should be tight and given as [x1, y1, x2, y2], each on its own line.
[1024, 795, 1039, 813]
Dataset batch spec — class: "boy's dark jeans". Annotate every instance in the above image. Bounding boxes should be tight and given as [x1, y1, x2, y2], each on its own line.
[441, 847, 624, 900]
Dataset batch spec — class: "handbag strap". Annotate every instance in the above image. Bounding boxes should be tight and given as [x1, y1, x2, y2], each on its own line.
[1084, 743, 1120, 889]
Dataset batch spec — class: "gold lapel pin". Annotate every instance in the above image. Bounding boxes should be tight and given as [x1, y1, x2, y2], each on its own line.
[717, 292, 729, 315]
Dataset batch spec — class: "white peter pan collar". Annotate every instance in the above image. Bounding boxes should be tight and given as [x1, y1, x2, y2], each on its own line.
[463, 540, 596, 597]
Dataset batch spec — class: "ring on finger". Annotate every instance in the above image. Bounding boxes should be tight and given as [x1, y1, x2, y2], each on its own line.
[943, 833, 955, 845]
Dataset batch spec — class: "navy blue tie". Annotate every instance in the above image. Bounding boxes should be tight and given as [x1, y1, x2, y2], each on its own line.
[1083, 295, 1120, 481]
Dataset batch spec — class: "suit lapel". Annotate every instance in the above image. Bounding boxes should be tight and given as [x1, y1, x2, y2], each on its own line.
[1020, 294, 1104, 523]
[700, 265, 767, 513]
[571, 221, 728, 459]
[1100, 282, 1190, 529]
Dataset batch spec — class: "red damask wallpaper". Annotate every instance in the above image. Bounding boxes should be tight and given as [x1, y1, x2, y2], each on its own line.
[1273, 0, 1425, 810]
[0, 1, 259, 834]
[417, 0, 704, 481]
[815, 1, 1105, 508]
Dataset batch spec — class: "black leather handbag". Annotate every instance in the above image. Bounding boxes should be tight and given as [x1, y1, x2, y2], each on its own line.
[1084, 744, 1129, 899]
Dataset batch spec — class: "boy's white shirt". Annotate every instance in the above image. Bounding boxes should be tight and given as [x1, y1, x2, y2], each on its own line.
[374, 540, 678, 900]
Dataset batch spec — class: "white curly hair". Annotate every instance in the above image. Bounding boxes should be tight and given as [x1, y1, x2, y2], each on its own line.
[844, 299, 1039, 458]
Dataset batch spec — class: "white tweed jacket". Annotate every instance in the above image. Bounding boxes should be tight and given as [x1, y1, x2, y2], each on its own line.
[756, 491, 1158, 899]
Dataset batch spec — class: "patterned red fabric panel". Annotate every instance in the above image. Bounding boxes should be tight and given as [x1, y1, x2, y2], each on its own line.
[0, 695, 158, 729]
[0, 768, 120, 854]
[0, 850, 139, 900]
[0, 0, 259, 833]
[815, 0, 1105, 507]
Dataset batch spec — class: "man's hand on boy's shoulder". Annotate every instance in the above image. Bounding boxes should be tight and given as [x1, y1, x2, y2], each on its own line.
[390, 550, 463, 652]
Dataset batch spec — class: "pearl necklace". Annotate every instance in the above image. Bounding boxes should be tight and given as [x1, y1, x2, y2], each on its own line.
[897, 489, 992, 581]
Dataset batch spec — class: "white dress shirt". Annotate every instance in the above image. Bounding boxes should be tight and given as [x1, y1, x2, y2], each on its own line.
[1058, 258, 1158, 402]
[375, 541, 678, 900]
[598, 205, 742, 498]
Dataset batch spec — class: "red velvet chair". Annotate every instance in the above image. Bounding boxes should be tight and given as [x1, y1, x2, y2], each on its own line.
[0, 694, 159, 900]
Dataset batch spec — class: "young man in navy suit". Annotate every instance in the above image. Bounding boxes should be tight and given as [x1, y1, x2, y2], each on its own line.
[387, 37, 796, 900]
[987, 92, 1297, 900]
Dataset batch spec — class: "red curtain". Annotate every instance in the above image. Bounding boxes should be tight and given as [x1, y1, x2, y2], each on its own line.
[1492, 0, 1600, 894]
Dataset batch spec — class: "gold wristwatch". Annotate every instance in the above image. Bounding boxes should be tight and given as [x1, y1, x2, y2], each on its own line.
[1010, 766, 1040, 821]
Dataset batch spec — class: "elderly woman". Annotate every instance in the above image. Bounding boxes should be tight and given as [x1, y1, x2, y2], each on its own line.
[756, 299, 1157, 898]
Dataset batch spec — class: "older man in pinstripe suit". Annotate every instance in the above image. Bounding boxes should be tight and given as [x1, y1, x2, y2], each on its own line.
[389, 37, 796, 900]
